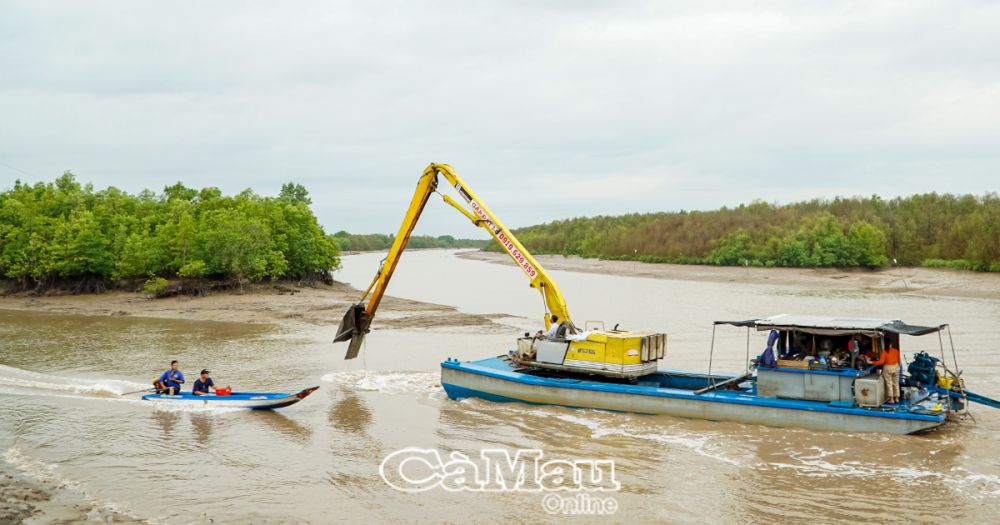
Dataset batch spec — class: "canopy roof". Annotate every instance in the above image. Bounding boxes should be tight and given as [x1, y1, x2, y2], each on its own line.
[715, 314, 947, 337]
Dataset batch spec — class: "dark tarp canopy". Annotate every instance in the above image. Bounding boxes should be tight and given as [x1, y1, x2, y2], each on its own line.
[879, 320, 949, 336]
[714, 319, 757, 327]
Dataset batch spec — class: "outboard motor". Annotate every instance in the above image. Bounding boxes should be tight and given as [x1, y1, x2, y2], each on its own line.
[907, 351, 940, 387]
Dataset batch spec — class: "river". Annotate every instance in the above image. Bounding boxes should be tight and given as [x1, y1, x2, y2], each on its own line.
[2, 250, 999, 524]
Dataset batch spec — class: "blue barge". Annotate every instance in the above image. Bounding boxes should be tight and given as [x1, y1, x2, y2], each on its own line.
[441, 315, 998, 435]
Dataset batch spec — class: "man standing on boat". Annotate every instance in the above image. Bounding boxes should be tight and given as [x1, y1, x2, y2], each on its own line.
[867, 343, 902, 404]
[158, 360, 185, 396]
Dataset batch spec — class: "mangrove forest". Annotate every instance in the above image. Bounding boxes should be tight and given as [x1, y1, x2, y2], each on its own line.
[331, 231, 489, 252]
[494, 193, 1000, 271]
[0, 173, 340, 293]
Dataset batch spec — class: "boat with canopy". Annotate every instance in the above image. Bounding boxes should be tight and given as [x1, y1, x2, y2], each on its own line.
[441, 314, 998, 434]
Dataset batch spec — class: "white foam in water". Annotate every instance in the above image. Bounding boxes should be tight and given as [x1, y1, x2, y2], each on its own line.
[149, 403, 247, 414]
[320, 370, 441, 395]
[768, 457, 1000, 497]
[3, 445, 74, 489]
[474, 403, 747, 467]
[0, 387, 147, 406]
[759, 445, 1000, 497]
[506, 405, 1000, 496]
[959, 473, 1000, 497]
[0, 364, 148, 396]
[549, 411, 746, 466]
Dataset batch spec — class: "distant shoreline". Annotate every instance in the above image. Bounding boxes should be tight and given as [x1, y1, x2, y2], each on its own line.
[458, 250, 1000, 301]
[4, 250, 998, 330]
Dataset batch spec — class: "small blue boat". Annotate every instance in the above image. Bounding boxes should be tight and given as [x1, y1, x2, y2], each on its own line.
[441, 315, 1000, 435]
[142, 386, 319, 410]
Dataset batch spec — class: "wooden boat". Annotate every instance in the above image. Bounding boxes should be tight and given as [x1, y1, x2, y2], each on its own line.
[142, 386, 319, 410]
[440, 315, 1000, 435]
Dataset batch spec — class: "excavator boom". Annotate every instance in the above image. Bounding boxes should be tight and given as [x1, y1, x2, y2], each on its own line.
[335, 163, 570, 359]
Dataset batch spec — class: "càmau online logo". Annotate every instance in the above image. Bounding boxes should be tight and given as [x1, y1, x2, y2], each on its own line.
[379, 448, 620, 494]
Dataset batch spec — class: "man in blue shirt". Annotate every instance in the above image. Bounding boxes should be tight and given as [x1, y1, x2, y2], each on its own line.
[158, 360, 185, 395]
[192, 369, 216, 396]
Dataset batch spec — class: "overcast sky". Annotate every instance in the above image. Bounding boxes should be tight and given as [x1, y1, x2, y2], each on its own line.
[1, 1, 998, 236]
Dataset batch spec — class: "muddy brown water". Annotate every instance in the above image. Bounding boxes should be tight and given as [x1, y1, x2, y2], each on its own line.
[2, 250, 1000, 524]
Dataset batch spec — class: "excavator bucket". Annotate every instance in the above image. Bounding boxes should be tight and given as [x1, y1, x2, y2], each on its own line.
[334, 304, 371, 359]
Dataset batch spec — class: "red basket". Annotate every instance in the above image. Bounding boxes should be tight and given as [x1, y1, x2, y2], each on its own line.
[215, 387, 232, 396]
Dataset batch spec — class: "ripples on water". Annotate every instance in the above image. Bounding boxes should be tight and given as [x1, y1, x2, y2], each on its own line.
[2, 251, 1000, 524]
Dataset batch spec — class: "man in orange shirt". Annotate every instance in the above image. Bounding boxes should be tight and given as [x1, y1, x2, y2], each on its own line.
[867, 343, 902, 404]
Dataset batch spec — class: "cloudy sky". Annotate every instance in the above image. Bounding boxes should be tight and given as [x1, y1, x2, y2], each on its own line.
[1, 1, 998, 236]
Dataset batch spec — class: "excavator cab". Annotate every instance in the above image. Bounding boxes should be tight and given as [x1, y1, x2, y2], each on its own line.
[513, 331, 667, 379]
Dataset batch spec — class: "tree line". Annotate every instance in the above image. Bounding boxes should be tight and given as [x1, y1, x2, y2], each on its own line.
[490, 193, 1000, 271]
[0, 172, 340, 293]
[331, 231, 488, 252]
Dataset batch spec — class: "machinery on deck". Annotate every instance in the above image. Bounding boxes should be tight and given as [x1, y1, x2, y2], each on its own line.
[334, 163, 665, 379]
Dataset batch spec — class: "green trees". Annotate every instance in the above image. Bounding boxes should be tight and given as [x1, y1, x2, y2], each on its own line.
[497, 193, 997, 270]
[703, 216, 889, 268]
[706, 230, 756, 266]
[764, 215, 887, 268]
[0, 173, 340, 291]
[847, 221, 889, 268]
[330, 231, 488, 251]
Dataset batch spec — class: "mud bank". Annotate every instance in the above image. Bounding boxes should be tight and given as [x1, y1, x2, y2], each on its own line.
[0, 281, 512, 334]
[459, 251, 1000, 301]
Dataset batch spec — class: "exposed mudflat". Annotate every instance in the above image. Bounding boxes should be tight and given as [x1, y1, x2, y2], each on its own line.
[0, 280, 510, 333]
[0, 472, 46, 525]
[459, 251, 1000, 300]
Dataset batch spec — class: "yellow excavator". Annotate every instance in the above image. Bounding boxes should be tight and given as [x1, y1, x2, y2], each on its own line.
[334, 163, 665, 379]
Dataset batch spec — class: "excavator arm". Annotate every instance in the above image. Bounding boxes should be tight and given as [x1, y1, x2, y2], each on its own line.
[334, 163, 571, 359]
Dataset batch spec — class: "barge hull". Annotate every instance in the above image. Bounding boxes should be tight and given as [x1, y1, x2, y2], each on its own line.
[441, 359, 944, 435]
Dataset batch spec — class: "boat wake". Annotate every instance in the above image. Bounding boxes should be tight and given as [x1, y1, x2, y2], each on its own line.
[763, 445, 1000, 497]
[466, 401, 747, 466]
[320, 370, 441, 396]
[148, 403, 248, 414]
[464, 401, 1000, 496]
[0, 364, 149, 396]
[550, 411, 746, 466]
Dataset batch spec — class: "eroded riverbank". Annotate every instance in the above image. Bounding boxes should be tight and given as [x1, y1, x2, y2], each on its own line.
[460, 250, 1000, 301]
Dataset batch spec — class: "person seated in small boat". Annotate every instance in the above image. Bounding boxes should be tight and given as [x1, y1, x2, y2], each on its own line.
[158, 360, 185, 395]
[192, 369, 216, 396]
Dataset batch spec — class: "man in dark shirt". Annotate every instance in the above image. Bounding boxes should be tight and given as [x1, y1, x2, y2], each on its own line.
[192, 369, 216, 395]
